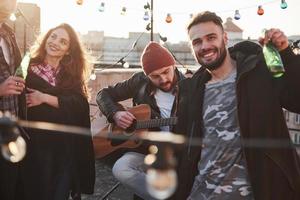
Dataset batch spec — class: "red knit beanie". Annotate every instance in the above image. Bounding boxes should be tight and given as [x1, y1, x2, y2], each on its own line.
[141, 41, 175, 75]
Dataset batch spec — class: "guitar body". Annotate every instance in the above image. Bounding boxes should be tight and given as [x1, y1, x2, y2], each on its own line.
[93, 104, 151, 159]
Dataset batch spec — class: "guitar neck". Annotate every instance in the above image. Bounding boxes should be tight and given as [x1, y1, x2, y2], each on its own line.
[136, 117, 178, 129]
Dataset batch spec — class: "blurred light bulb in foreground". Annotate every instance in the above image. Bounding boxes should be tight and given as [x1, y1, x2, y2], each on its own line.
[1, 135, 26, 163]
[146, 168, 177, 199]
[0, 112, 27, 163]
[145, 143, 177, 199]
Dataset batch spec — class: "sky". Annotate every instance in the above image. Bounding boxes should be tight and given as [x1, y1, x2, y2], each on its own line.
[18, 0, 300, 43]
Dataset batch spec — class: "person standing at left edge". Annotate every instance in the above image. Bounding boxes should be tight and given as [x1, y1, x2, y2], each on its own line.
[0, 0, 26, 199]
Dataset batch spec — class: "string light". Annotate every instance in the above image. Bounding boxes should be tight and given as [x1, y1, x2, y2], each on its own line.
[120, 6, 127, 15]
[165, 13, 172, 23]
[145, 144, 177, 199]
[98, 2, 105, 12]
[119, 58, 130, 68]
[257, 5, 264, 15]
[76, 0, 83, 5]
[123, 62, 130, 68]
[0, 112, 26, 163]
[9, 9, 21, 22]
[85, 0, 287, 26]
[144, 2, 150, 10]
[143, 11, 150, 21]
[10, 13, 17, 21]
[90, 69, 97, 80]
[280, 0, 288, 9]
[146, 23, 151, 31]
[159, 34, 167, 42]
[234, 10, 241, 20]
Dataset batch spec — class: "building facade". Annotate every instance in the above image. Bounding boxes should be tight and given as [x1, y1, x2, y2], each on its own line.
[284, 110, 300, 144]
[7, 2, 40, 56]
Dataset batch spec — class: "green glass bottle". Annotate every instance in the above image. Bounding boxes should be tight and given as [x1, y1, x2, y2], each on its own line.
[14, 52, 30, 79]
[262, 30, 285, 78]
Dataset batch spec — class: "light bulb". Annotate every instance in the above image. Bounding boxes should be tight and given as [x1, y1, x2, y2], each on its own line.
[10, 13, 17, 21]
[146, 23, 151, 31]
[98, 2, 105, 12]
[146, 168, 177, 199]
[143, 11, 150, 21]
[123, 62, 130, 68]
[165, 13, 172, 23]
[144, 2, 150, 10]
[76, 0, 83, 5]
[90, 72, 96, 80]
[234, 10, 241, 20]
[280, 0, 288, 9]
[257, 5, 264, 15]
[1, 135, 26, 163]
[159, 35, 167, 42]
[121, 7, 126, 15]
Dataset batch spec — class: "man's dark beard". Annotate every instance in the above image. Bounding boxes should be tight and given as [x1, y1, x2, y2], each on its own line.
[198, 42, 227, 71]
[159, 81, 172, 92]
[158, 73, 177, 92]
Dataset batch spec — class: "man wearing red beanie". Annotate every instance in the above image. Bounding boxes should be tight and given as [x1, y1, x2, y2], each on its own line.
[97, 41, 185, 200]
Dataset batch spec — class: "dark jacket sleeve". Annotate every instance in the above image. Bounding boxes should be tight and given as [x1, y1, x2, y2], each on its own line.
[277, 47, 300, 113]
[96, 72, 147, 122]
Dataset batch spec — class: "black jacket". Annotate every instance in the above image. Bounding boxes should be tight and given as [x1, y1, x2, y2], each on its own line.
[173, 41, 300, 200]
[21, 71, 95, 200]
[97, 69, 185, 124]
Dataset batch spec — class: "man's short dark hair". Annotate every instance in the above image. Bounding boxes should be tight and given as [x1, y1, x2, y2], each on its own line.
[187, 11, 223, 32]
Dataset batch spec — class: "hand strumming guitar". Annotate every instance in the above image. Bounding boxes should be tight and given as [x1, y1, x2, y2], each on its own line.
[113, 111, 136, 129]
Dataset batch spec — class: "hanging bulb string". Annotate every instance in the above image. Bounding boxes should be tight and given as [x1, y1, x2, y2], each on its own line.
[96, 31, 146, 72]
[211, 0, 278, 15]
[157, 0, 279, 16]
[161, 40, 186, 69]
[96, 0, 281, 18]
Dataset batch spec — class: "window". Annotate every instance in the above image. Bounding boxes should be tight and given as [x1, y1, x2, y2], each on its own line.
[284, 110, 289, 122]
[295, 114, 300, 125]
[294, 133, 300, 144]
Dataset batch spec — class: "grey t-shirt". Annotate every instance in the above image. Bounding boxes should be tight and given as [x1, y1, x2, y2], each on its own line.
[188, 70, 253, 200]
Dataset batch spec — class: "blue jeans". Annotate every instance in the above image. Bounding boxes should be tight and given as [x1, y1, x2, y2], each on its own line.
[112, 152, 157, 200]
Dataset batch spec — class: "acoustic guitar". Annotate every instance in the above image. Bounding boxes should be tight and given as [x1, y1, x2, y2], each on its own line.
[93, 104, 177, 159]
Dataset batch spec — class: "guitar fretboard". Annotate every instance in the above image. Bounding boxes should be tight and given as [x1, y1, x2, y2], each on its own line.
[135, 117, 178, 129]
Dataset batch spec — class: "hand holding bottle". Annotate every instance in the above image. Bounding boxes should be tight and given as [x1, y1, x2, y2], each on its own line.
[259, 29, 288, 78]
[259, 28, 289, 51]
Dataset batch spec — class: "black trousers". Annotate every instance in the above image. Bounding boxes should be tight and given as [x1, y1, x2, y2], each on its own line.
[0, 157, 22, 200]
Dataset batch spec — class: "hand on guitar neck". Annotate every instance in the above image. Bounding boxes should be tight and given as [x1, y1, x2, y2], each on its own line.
[113, 111, 136, 130]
